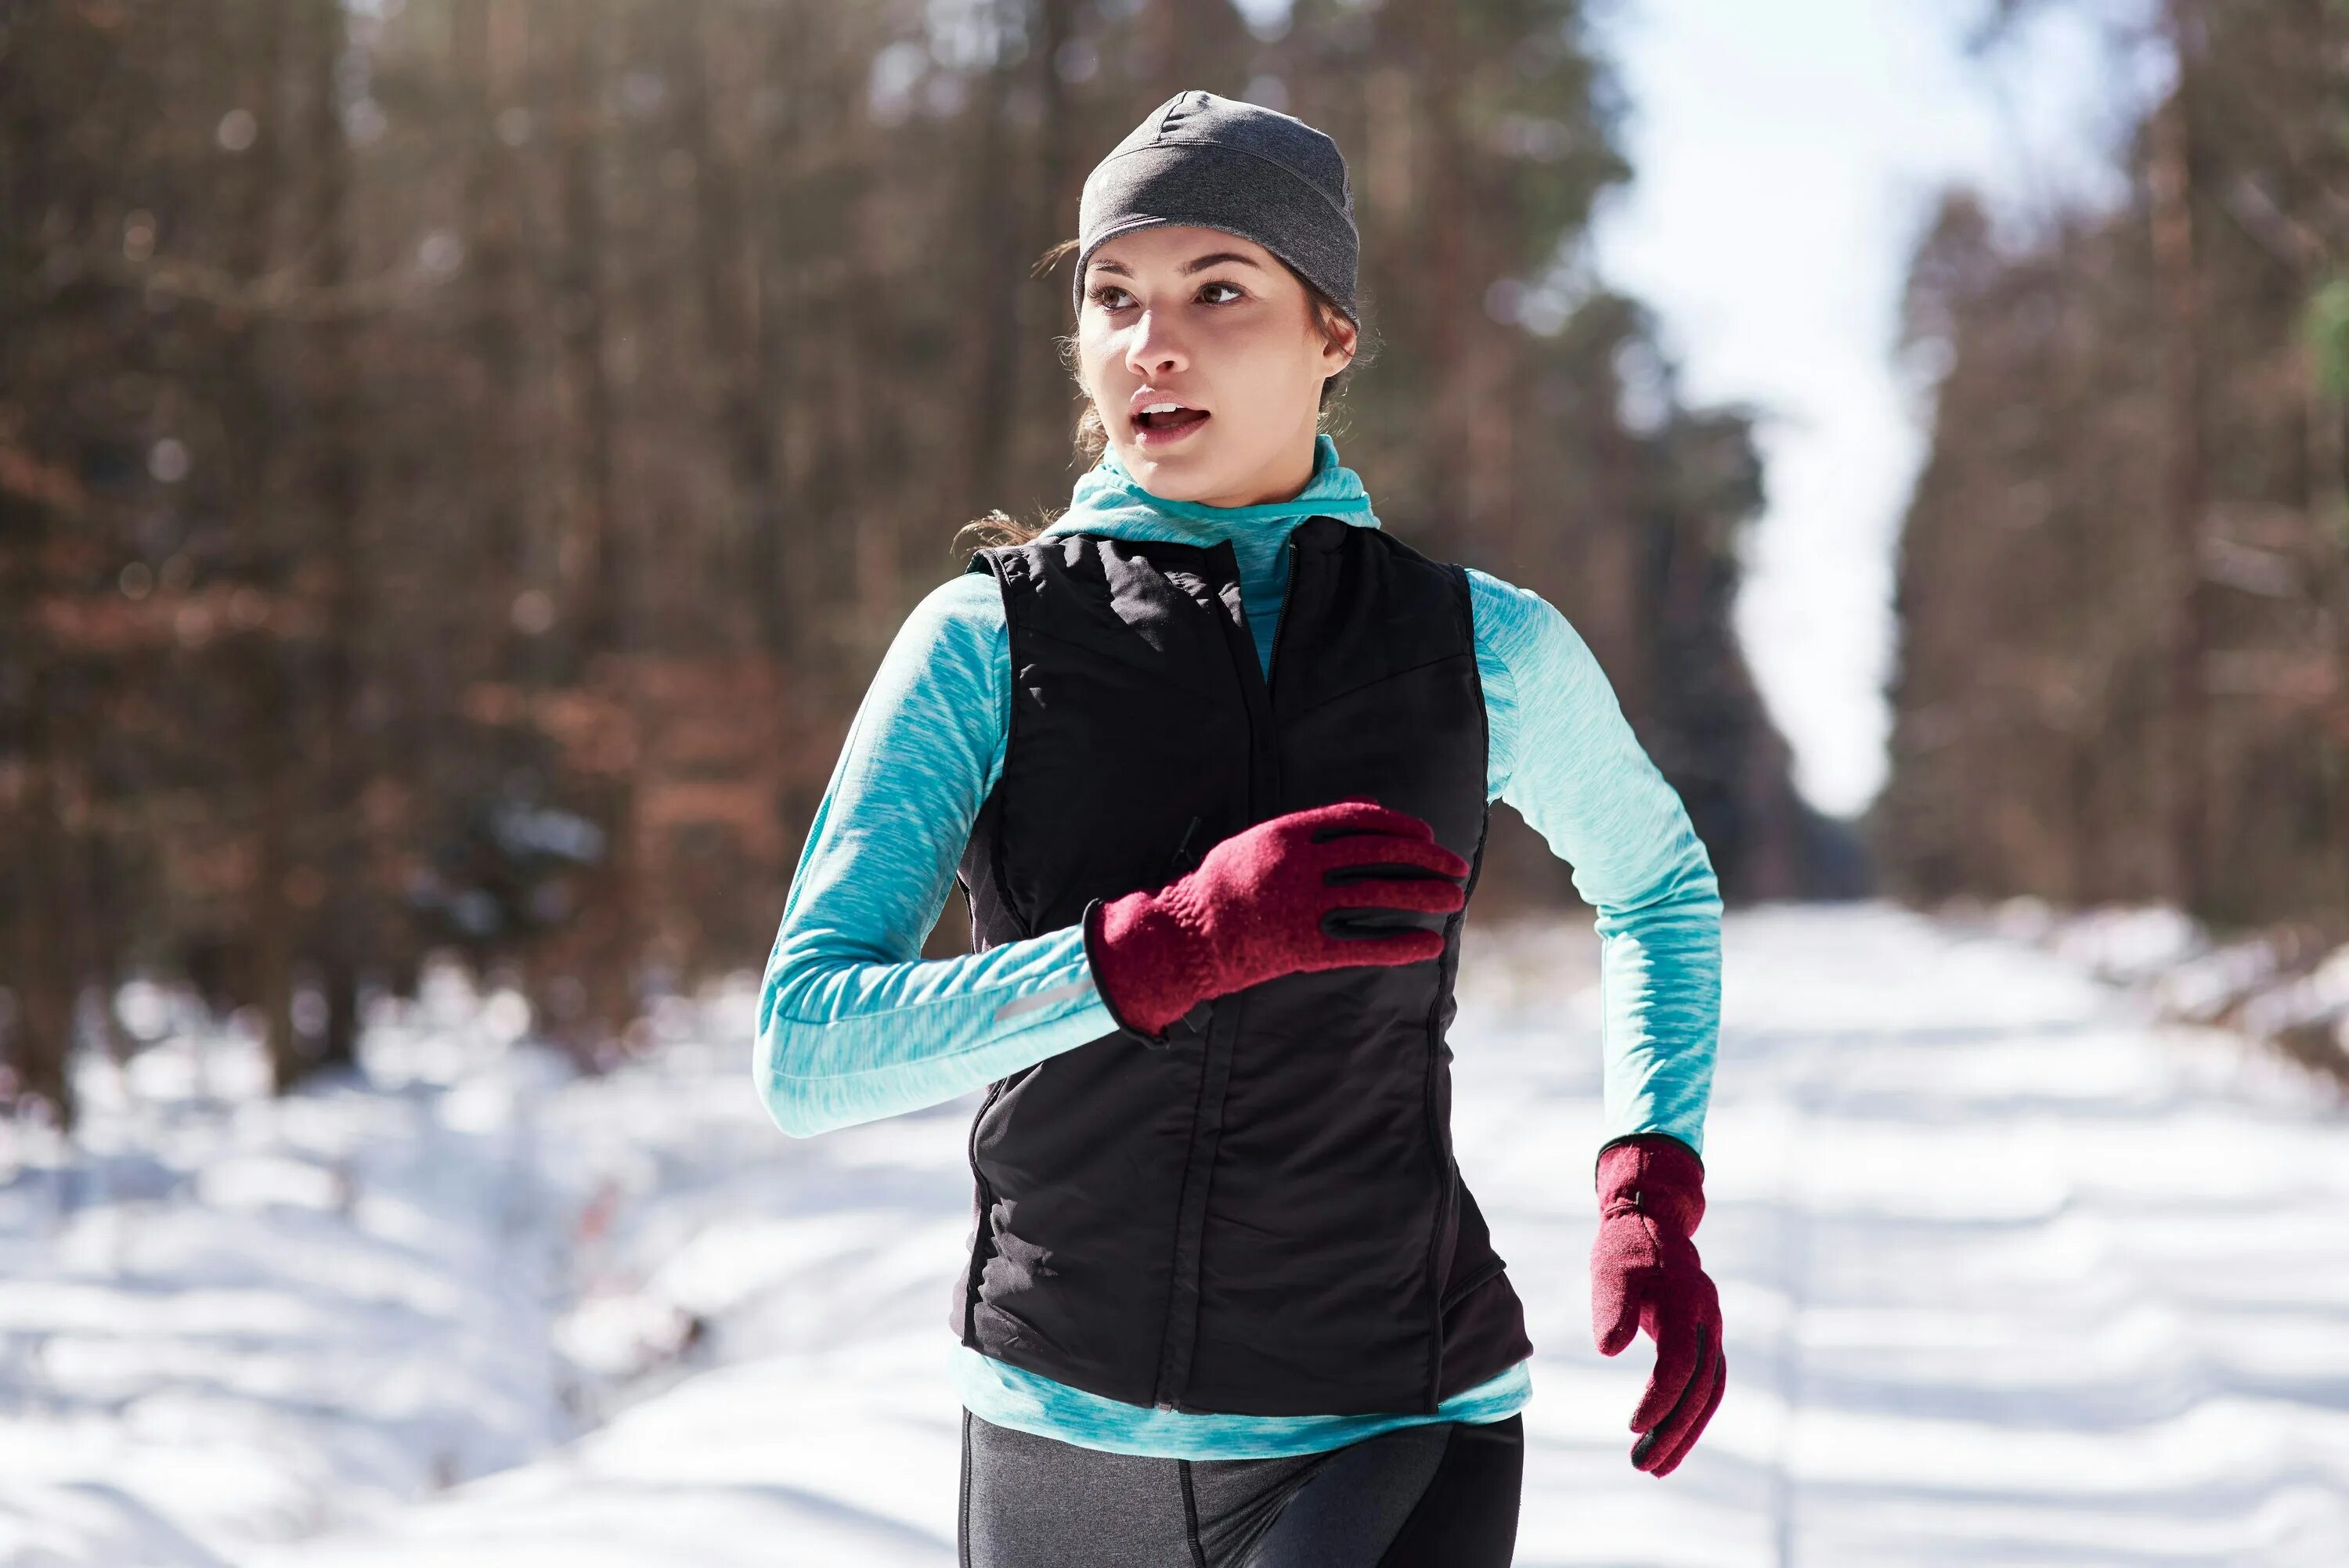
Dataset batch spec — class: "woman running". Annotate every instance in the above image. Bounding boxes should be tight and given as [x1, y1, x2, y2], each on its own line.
[756, 88, 1726, 1568]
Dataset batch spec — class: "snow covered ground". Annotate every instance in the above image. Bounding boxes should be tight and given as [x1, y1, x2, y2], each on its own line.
[3, 900, 2345, 1566]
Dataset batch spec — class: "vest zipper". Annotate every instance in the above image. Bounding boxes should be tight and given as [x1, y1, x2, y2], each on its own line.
[1221, 530, 1297, 809]
[1261, 532, 1301, 696]
[1420, 796, 1491, 1409]
[1149, 536, 1297, 1409]
[1149, 990, 1243, 1409]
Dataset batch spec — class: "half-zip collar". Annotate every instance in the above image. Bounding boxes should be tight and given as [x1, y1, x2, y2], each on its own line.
[1041, 432, 1381, 546]
[1041, 434, 1381, 676]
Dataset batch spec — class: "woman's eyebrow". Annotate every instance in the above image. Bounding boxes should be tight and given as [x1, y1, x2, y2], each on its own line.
[1088, 251, 1267, 277]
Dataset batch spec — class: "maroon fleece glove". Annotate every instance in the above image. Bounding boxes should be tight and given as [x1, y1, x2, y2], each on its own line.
[1590, 1134, 1726, 1477]
[1082, 798, 1470, 1040]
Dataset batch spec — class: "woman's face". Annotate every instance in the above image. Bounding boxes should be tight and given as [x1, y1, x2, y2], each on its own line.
[1076, 225, 1355, 507]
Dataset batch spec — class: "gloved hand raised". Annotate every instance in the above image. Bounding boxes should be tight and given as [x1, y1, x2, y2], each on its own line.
[1590, 1133, 1726, 1477]
[1081, 798, 1470, 1042]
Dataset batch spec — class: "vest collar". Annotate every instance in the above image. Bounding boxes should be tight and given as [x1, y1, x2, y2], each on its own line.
[1040, 432, 1381, 546]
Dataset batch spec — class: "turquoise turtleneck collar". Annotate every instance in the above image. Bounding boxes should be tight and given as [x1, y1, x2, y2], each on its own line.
[1041, 432, 1380, 539]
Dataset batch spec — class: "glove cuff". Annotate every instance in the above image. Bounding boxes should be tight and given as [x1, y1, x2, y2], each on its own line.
[1594, 1132, 1706, 1237]
[1082, 888, 1214, 1040]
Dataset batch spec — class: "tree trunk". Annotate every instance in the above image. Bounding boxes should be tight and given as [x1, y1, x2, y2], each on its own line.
[211, 0, 304, 1093]
[304, 0, 368, 1071]
[2149, 4, 2211, 915]
[555, 0, 624, 667]
[6, 708, 79, 1130]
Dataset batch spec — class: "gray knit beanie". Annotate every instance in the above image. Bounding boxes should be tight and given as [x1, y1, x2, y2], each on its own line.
[1070, 89, 1359, 330]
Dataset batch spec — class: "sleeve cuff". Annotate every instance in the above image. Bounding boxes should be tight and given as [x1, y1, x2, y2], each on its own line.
[1592, 1130, 1704, 1187]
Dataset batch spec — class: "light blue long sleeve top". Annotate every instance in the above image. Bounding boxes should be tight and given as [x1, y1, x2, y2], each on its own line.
[754, 433, 1722, 1459]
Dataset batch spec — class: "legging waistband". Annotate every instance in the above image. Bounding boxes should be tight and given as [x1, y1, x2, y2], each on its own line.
[958, 1406, 1525, 1567]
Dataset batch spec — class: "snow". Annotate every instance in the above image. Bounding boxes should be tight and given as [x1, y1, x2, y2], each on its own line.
[4, 903, 2346, 1566]
[0, 964, 583, 1566]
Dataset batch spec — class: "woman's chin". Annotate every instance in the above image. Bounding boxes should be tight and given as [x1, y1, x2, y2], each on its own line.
[1122, 441, 1207, 474]
[1117, 442, 1215, 488]
[1121, 456, 1232, 505]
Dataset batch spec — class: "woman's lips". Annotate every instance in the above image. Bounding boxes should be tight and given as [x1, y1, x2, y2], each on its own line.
[1134, 408, 1211, 447]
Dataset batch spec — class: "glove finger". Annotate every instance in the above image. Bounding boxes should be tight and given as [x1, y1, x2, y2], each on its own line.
[1590, 1267, 1641, 1357]
[1632, 1326, 1716, 1473]
[1629, 1298, 1702, 1433]
[1308, 926, 1447, 968]
[1297, 799, 1429, 842]
[1319, 834, 1471, 881]
[1650, 1350, 1727, 1478]
[1322, 875, 1468, 914]
[1643, 1344, 1727, 1478]
[1632, 1320, 1712, 1457]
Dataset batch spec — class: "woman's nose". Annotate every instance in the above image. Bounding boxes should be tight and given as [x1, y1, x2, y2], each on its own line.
[1124, 311, 1189, 375]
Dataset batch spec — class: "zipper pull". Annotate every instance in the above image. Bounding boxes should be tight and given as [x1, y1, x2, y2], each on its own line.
[1166, 814, 1205, 878]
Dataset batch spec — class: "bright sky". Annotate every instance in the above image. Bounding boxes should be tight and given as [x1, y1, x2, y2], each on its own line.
[1584, 0, 2160, 818]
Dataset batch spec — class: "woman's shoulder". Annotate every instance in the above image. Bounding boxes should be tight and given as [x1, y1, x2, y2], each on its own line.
[847, 573, 1012, 733]
[883, 571, 1008, 668]
[917, 567, 1008, 628]
[1460, 565, 1581, 672]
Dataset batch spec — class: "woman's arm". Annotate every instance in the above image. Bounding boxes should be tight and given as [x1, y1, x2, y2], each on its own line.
[1467, 568, 1722, 1156]
[754, 571, 1119, 1138]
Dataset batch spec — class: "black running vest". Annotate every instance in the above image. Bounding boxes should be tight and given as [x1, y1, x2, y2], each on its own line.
[949, 514, 1534, 1416]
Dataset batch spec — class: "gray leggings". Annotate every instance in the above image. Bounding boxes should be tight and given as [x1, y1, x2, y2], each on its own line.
[958, 1408, 1525, 1567]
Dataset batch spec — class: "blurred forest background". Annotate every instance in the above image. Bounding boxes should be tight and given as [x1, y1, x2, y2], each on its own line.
[1884, 1, 2349, 937]
[3, 0, 2344, 1130]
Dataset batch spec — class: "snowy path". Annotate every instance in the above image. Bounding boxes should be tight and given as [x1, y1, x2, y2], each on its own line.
[1546, 904, 2349, 1566]
[8, 903, 2347, 1566]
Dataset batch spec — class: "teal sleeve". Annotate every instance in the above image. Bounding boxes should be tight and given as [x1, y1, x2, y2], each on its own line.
[1467, 567, 1722, 1158]
[753, 572, 1120, 1139]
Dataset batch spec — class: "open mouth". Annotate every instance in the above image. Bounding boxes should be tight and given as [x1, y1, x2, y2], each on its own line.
[1134, 402, 1211, 443]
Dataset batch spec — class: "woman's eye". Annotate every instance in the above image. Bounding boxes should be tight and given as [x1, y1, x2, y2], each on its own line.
[1087, 281, 1245, 310]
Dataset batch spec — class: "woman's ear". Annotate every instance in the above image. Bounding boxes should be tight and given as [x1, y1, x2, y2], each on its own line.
[1322, 309, 1359, 377]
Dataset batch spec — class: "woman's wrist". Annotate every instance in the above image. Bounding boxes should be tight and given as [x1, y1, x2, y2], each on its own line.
[1082, 889, 1216, 1040]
